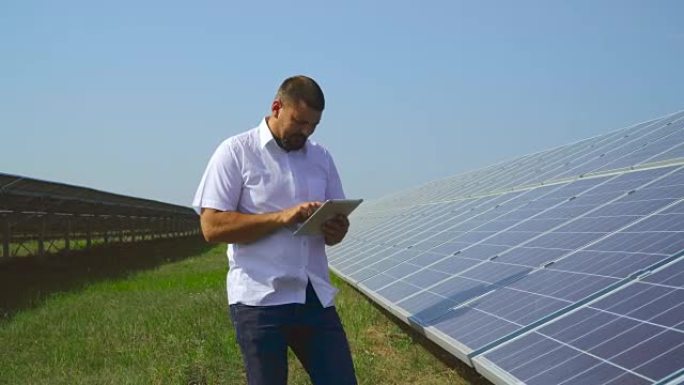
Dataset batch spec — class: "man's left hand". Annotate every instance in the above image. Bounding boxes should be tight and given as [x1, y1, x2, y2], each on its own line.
[322, 214, 349, 246]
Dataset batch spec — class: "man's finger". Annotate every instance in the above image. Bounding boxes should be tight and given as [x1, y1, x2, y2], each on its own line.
[335, 214, 349, 226]
[323, 221, 346, 234]
[322, 223, 340, 234]
[322, 227, 336, 237]
[323, 226, 343, 239]
[323, 220, 344, 232]
[328, 215, 347, 225]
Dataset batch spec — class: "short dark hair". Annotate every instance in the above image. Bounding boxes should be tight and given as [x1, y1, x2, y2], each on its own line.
[276, 75, 325, 111]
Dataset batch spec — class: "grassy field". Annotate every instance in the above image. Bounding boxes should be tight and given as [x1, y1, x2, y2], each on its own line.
[0, 243, 490, 385]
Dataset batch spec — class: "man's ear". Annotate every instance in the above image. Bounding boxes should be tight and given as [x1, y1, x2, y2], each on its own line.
[271, 100, 282, 118]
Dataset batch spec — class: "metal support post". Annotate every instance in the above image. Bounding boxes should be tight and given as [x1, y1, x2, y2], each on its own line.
[86, 216, 92, 248]
[38, 215, 46, 256]
[65, 217, 71, 252]
[2, 216, 10, 258]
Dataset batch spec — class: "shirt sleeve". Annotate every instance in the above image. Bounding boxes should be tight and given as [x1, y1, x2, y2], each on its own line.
[192, 139, 243, 214]
[325, 151, 346, 200]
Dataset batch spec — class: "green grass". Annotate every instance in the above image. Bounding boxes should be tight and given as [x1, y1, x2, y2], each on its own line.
[0, 245, 489, 385]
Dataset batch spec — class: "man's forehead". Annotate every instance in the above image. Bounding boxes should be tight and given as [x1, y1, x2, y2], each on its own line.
[289, 101, 322, 123]
[283, 98, 316, 110]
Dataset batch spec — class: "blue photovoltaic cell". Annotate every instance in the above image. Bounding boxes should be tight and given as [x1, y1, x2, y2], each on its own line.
[479, 258, 684, 385]
[648, 142, 684, 164]
[549, 120, 663, 180]
[352, 166, 676, 326]
[495, 167, 680, 267]
[377, 280, 421, 303]
[389, 248, 427, 262]
[364, 202, 472, 246]
[586, 201, 684, 256]
[339, 246, 395, 274]
[548, 250, 663, 278]
[414, 269, 613, 350]
[430, 189, 683, 356]
[383, 262, 421, 280]
[348, 267, 381, 282]
[400, 291, 461, 324]
[360, 273, 398, 291]
[432, 243, 509, 259]
[430, 256, 484, 274]
[403, 268, 452, 289]
[527, 123, 653, 184]
[595, 118, 684, 172]
[368, 257, 408, 272]
[433, 180, 600, 259]
[328, 109, 684, 385]
[390, 194, 523, 256]
[406, 250, 451, 266]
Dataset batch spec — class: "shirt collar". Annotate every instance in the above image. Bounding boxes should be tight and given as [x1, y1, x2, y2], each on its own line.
[258, 118, 275, 149]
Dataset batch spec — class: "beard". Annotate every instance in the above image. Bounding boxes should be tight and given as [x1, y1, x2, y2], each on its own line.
[281, 134, 307, 151]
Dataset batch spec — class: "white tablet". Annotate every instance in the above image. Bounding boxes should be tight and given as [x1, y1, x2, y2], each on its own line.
[293, 199, 363, 236]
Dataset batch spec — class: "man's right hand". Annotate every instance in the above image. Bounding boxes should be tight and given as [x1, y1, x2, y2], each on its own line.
[279, 201, 322, 226]
[200, 201, 322, 244]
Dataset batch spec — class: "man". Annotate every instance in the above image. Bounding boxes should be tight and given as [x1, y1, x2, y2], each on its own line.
[192, 75, 357, 385]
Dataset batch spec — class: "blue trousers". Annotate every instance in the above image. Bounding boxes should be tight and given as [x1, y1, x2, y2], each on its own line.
[229, 282, 358, 385]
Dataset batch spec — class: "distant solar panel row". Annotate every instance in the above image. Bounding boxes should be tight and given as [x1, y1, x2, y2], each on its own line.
[329, 110, 684, 385]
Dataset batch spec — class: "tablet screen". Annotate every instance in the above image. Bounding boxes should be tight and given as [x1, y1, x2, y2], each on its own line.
[293, 199, 363, 236]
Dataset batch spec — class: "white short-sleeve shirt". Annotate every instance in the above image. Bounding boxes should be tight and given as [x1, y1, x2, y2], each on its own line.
[192, 118, 345, 307]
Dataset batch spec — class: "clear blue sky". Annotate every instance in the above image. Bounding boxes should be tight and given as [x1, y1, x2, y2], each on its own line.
[2, 1, 683, 206]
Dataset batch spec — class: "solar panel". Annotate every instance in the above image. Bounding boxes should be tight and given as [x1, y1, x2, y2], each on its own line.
[475, 257, 684, 385]
[328, 110, 684, 384]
